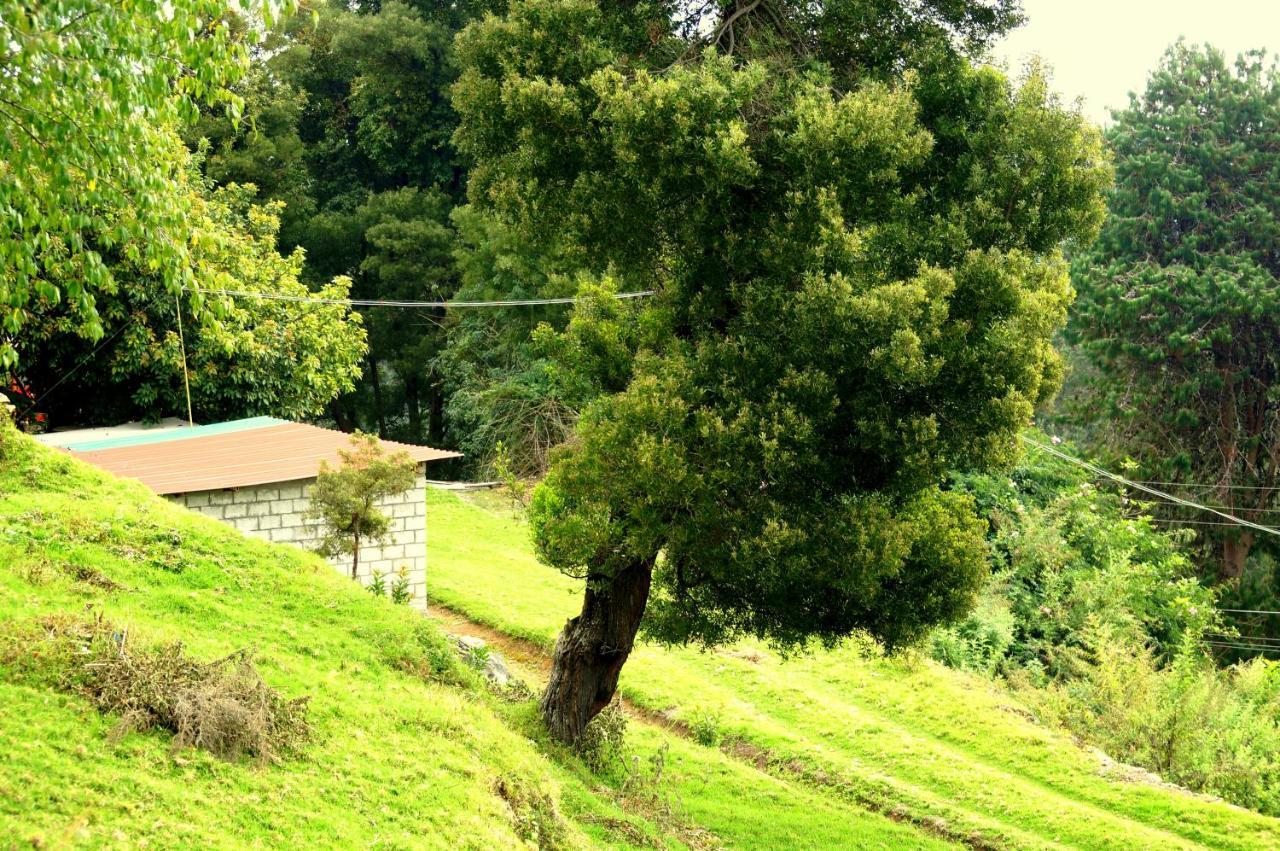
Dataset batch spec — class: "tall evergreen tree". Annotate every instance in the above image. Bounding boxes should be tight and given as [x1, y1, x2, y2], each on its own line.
[189, 0, 480, 444]
[454, 0, 1110, 741]
[1067, 43, 1280, 582]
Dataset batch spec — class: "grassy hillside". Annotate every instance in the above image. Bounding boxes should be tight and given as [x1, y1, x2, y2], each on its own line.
[7, 426, 1280, 851]
[0, 430, 945, 850]
[427, 489, 1280, 851]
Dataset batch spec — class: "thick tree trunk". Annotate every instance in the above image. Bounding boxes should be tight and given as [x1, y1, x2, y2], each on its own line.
[541, 558, 654, 743]
[1221, 532, 1254, 582]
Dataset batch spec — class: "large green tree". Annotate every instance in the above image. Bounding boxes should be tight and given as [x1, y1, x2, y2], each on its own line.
[454, 0, 1110, 741]
[15, 180, 367, 427]
[0, 0, 284, 368]
[1067, 44, 1280, 582]
[190, 0, 482, 444]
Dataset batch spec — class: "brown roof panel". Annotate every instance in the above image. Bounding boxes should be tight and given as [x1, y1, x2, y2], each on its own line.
[67, 421, 460, 495]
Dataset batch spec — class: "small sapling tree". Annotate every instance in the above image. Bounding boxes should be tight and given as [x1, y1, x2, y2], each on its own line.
[307, 432, 417, 580]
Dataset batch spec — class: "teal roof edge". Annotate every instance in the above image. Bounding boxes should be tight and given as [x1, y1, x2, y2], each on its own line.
[62, 416, 286, 452]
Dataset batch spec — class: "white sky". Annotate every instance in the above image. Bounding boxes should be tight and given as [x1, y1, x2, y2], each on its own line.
[990, 0, 1280, 125]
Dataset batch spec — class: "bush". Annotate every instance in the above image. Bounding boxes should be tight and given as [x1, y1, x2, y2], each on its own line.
[928, 596, 1017, 676]
[1023, 626, 1280, 815]
[576, 699, 628, 774]
[938, 436, 1219, 679]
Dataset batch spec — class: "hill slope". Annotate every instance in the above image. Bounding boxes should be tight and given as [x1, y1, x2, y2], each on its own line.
[426, 489, 1280, 851]
[0, 431, 945, 850]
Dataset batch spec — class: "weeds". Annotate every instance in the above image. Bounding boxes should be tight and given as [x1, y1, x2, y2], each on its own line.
[390, 566, 413, 605]
[16, 614, 310, 762]
[576, 699, 628, 773]
[687, 708, 723, 747]
[493, 773, 572, 851]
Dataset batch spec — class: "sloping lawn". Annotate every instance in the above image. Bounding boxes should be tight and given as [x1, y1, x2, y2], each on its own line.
[426, 487, 1280, 851]
[0, 432, 944, 850]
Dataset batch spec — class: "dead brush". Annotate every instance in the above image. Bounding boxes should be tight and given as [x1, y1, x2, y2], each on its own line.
[38, 614, 310, 762]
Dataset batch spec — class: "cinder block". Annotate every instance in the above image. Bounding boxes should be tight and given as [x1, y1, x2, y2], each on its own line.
[223, 503, 247, 519]
[257, 514, 282, 531]
[277, 483, 305, 500]
[183, 493, 210, 508]
[246, 500, 273, 517]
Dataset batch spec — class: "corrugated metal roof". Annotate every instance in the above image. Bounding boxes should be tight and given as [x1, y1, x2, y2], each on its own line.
[63, 419, 461, 495]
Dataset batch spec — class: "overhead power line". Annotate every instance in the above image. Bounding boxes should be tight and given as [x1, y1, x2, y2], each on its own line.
[1206, 640, 1280, 655]
[184, 286, 658, 309]
[1132, 481, 1280, 492]
[1019, 435, 1280, 539]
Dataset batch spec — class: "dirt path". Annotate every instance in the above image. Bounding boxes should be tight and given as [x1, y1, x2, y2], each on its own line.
[425, 603, 991, 850]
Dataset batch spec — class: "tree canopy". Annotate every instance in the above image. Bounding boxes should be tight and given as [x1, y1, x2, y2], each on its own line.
[455, 0, 1110, 741]
[1066, 43, 1280, 582]
[15, 180, 367, 427]
[0, 0, 284, 368]
[189, 0, 478, 445]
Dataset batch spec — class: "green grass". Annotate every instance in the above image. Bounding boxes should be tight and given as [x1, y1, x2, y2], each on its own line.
[0, 430, 947, 850]
[427, 488, 1280, 851]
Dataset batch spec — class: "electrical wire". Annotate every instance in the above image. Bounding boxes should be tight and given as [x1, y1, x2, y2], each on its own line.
[1132, 481, 1280, 492]
[16, 316, 135, 419]
[185, 286, 658, 309]
[1206, 640, 1280, 654]
[1019, 435, 1280, 539]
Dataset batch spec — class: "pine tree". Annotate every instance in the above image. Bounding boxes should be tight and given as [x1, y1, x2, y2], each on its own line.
[1067, 43, 1280, 582]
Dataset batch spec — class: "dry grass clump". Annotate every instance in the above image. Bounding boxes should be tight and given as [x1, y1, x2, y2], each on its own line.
[36, 615, 310, 761]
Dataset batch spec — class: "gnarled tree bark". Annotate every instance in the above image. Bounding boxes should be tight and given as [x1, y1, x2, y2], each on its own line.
[540, 557, 654, 743]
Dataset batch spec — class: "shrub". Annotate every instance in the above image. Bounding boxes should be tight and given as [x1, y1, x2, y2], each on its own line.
[576, 699, 628, 774]
[1022, 626, 1280, 815]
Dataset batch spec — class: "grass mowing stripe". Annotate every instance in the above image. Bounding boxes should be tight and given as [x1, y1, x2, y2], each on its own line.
[425, 488, 1280, 851]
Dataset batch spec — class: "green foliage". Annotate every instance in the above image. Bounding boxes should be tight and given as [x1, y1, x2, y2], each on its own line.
[937, 440, 1280, 813]
[941, 441, 1219, 679]
[390, 565, 414, 605]
[1066, 43, 1280, 580]
[1026, 628, 1280, 816]
[14, 179, 367, 427]
[368, 570, 388, 598]
[305, 431, 418, 579]
[189, 0, 480, 444]
[0, 0, 289, 369]
[458, 0, 1109, 657]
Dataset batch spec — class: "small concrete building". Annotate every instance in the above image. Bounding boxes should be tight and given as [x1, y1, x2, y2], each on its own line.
[39, 417, 459, 609]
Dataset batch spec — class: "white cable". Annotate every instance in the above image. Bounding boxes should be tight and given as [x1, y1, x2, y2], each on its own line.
[184, 286, 657, 309]
[1019, 435, 1280, 539]
[1132, 481, 1280, 492]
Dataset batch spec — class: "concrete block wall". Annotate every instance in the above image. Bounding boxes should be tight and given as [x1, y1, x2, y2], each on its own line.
[168, 472, 428, 610]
